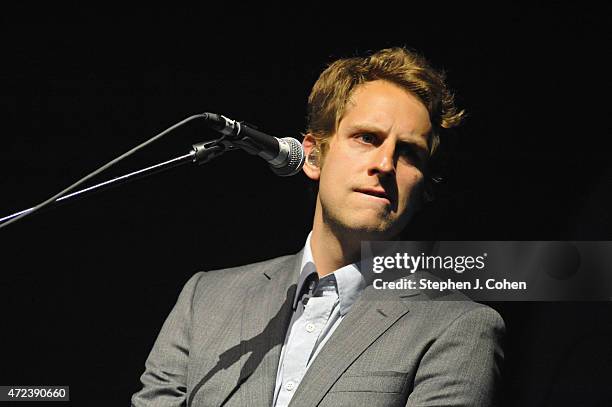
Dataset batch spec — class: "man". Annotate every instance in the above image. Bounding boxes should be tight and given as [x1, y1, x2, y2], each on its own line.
[132, 47, 505, 406]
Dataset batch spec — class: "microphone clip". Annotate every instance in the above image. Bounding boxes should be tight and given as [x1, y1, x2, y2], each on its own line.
[191, 137, 236, 165]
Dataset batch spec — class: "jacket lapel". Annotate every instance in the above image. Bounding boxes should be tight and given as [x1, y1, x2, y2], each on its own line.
[287, 286, 412, 407]
[235, 251, 303, 406]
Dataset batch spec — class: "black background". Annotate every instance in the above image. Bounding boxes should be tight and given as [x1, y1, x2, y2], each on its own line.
[1, 4, 611, 406]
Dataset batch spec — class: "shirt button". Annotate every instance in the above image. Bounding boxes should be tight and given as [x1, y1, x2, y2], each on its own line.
[285, 381, 296, 391]
[305, 323, 316, 332]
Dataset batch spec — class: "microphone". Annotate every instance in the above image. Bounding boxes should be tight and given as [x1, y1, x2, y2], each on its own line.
[202, 112, 305, 176]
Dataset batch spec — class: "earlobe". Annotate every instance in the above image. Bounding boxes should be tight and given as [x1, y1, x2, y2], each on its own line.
[302, 134, 321, 181]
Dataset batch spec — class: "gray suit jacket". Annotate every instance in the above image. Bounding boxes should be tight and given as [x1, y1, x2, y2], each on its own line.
[132, 250, 505, 407]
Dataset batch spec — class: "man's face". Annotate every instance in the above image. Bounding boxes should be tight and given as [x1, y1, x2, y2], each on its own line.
[305, 80, 432, 240]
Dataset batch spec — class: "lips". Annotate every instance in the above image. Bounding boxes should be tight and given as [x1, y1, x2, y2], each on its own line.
[355, 187, 390, 201]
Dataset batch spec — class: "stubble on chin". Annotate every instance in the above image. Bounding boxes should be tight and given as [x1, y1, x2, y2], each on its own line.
[321, 203, 402, 243]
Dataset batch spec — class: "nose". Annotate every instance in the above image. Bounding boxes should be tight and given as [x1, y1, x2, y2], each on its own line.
[367, 140, 396, 176]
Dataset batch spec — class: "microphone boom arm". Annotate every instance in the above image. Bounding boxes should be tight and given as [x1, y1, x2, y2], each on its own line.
[0, 138, 231, 225]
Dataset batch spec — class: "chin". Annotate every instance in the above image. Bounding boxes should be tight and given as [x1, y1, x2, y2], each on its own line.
[356, 214, 415, 240]
[321, 204, 410, 240]
[338, 218, 401, 240]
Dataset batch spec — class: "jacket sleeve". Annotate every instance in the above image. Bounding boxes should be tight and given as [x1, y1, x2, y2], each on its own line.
[405, 306, 505, 407]
[131, 272, 203, 407]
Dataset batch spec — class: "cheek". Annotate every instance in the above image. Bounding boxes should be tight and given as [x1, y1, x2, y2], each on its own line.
[318, 161, 342, 198]
[398, 171, 425, 200]
[320, 151, 355, 182]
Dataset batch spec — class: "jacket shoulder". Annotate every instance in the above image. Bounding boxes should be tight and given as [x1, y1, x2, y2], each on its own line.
[393, 271, 505, 335]
[187, 252, 301, 298]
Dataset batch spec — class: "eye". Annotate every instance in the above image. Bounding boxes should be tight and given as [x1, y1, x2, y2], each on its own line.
[357, 133, 377, 144]
[398, 145, 425, 166]
[398, 145, 416, 157]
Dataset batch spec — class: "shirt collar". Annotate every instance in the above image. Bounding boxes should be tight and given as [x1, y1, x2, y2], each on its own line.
[293, 232, 368, 316]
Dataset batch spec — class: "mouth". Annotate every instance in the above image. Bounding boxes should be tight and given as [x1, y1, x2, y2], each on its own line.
[355, 187, 391, 204]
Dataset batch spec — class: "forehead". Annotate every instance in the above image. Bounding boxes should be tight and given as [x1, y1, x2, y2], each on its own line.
[339, 80, 432, 145]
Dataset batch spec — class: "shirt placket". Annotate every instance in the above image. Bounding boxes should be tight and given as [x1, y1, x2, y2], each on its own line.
[275, 292, 337, 405]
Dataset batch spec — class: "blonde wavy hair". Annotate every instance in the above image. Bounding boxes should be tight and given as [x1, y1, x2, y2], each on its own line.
[306, 47, 465, 159]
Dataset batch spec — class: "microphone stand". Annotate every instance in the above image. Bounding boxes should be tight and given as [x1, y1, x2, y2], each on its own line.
[0, 138, 234, 224]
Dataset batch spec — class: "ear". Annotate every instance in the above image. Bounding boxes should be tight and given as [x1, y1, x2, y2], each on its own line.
[302, 133, 321, 181]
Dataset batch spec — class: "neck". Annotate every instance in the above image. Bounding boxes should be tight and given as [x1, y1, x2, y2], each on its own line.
[309, 199, 366, 277]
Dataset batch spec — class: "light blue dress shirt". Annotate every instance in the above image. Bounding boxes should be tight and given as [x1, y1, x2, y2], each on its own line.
[272, 232, 368, 407]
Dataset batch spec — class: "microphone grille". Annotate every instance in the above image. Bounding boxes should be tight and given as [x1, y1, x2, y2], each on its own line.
[270, 137, 305, 177]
